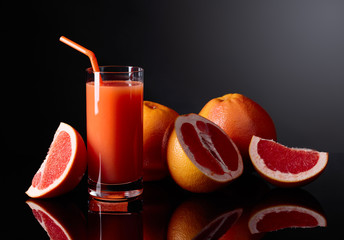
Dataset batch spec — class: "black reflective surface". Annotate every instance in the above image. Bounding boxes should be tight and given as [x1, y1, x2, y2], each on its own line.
[12, 153, 344, 239]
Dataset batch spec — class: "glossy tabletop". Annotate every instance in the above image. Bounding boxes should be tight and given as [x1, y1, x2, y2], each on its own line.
[11, 153, 344, 239]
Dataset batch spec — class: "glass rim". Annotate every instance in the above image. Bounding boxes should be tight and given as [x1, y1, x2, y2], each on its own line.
[86, 65, 144, 74]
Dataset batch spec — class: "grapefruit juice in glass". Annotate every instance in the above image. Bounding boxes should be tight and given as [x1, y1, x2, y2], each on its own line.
[86, 66, 143, 200]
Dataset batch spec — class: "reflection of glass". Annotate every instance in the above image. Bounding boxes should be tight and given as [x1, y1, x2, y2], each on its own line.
[88, 197, 143, 213]
[88, 198, 143, 240]
[26, 199, 86, 239]
[248, 189, 327, 234]
[142, 181, 175, 240]
[86, 66, 144, 201]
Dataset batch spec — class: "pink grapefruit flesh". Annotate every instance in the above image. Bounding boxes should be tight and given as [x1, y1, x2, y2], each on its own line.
[249, 136, 328, 187]
[26, 122, 87, 198]
[32, 131, 72, 189]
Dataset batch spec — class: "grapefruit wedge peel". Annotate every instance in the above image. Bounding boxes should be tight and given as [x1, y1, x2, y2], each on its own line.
[26, 122, 87, 198]
[249, 136, 328, 187]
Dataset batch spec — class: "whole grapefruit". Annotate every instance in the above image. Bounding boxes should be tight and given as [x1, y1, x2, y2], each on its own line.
[199, 93, 277, 160]
[143, 101, 179, 181]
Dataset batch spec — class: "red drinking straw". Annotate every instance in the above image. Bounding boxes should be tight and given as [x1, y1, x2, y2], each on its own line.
[59, 36, 102, 83]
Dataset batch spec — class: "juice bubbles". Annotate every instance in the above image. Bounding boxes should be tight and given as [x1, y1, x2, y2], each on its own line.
[86, 80, 143, 184]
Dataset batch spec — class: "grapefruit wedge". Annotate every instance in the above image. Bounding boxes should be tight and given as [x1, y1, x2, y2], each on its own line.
[26, 123, 87, 198]
[167, 114, 243, 193]
[249, 136, 328, 187]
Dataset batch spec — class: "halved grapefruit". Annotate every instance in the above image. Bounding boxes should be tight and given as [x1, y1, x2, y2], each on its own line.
[167, 114, 243, 193]
[26, 199, 87, 240]
[249, 136, 328, 187]
[26, 122, 87, 198]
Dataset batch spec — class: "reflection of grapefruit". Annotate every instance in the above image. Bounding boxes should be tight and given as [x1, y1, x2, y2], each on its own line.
[26, 123, 87, 198]
[199, 93, 277, 160]
[248, 205, 327, 234]
[194, 209, 242, 239]
[167, 114, 243, 193]
[249, 136, 328, 187]
[26, 199, 86, 240]
[143, 101, 179, 181]
[167, 197, 239, 240]
[220, 209, 265, 240]
[248, 188, 327, 234]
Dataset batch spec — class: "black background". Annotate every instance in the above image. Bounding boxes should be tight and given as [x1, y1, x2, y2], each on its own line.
[3, 0, 344, 239]
[4, 0, 344, 161]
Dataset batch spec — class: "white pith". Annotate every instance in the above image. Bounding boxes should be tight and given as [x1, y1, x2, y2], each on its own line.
[249, 136, 328, 183]
[26, 122, 77, 197]
[248, 205, 327, 234]
[26, 201, 72, 239]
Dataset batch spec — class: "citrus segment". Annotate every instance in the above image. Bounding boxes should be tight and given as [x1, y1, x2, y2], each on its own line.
[249, 136, 328, 187]
[167, 114, 243, 193]
[26, 122, 87, 198]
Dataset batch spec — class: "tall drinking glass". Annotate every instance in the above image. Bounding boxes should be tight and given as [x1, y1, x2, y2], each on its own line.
[86, 66, 144, 200]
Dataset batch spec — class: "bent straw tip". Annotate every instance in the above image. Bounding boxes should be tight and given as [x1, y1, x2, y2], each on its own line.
[59, 36, 69, 43]
[58, 36, 102, 78]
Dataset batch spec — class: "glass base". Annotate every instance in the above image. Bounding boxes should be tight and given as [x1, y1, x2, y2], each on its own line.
[88, 178, 143, 201]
